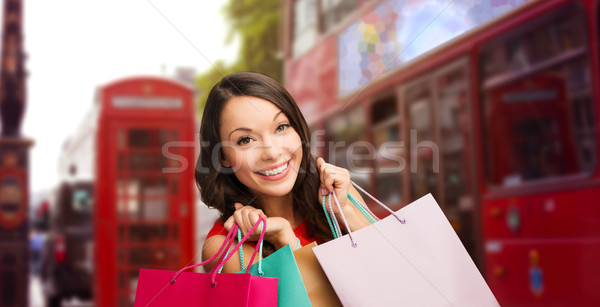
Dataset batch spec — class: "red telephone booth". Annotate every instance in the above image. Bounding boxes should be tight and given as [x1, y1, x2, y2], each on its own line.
[94, 77, 196, 306]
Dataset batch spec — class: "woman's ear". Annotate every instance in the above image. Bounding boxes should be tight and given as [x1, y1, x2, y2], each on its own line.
[221, 159, 231, 168]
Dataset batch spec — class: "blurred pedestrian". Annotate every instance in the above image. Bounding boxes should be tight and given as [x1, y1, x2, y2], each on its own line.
[30, 229, 45, 275]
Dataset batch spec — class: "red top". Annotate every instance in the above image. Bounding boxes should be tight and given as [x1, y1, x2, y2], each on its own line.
[206, 218, 319, 247]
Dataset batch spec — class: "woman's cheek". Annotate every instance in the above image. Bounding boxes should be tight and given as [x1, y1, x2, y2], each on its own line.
[283, 132, 300, 149]
[242, 148, 259, 172]
[224, 148, 247, 172]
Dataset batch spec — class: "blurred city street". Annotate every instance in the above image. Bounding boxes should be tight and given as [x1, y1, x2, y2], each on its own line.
[29, 275, 43, 307]
[28, 275, 92, 307]
[0, 0, 596, 306]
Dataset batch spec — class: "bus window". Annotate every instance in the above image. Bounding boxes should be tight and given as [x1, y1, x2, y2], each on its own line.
[325, 105, 370, 190]
[435, 62, 476, 256]
[404, 80, 438, 200]
[72, 187, 93, 214]
[371, 94, 403, 205]
[436, 67, 469, 209]
[480, 7, 596, 186]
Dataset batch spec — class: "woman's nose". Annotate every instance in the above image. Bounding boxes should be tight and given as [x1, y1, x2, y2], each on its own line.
[260, 136, 282, 161]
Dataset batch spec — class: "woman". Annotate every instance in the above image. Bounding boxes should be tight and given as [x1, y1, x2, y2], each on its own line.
[197, 72, 371, 273]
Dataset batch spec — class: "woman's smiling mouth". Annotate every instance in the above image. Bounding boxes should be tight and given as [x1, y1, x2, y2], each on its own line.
[256, 159, 291, 177]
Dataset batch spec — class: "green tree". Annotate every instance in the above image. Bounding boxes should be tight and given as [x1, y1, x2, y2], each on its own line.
[195, 61, 237, 116]
[222, 0, 283, 83]
[195, 0, 283, 115]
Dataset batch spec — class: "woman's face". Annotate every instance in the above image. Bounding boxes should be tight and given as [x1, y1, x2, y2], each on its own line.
[219, 96, 303, 198]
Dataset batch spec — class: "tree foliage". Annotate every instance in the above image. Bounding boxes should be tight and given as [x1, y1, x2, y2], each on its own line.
[194, 61, 237, 117]
[222, 0, 283, 82]
[195, 0, 283, 115]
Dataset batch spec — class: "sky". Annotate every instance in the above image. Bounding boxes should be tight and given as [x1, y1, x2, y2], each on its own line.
[21, 0, 239, 195]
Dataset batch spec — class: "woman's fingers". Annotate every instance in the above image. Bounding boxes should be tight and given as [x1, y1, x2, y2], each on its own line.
[227, 206, 296, 249]
[317, 157, 344, 193]
[316, 157, 325, 169]
[316, 157, 351, 210]
[248, 211, 263, 236]
[224, 216, 234, 231]
[316, 157, 324, 192]
[317, 157, 333, 193]
[231, 204, 266, 238]
[232, 209, 243, 233]
[323, 170, 335, 193]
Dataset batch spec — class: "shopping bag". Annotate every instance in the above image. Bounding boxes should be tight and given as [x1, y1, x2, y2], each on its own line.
[241, 243, 311, 307]
[134, 218, 277, 307]
[313, 181, 500, 307]
[294, 242, 342, 307]
[134, 269, 277, 307]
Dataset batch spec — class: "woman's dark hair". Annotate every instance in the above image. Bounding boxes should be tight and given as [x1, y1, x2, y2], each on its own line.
[195, 71, 333, 246]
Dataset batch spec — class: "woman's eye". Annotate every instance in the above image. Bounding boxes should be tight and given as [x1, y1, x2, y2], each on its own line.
[237, 136, 252, 145]
[276, 124, 290, 133]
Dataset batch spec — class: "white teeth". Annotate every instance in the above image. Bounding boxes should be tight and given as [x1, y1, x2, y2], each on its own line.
[259, 161, 289, 176]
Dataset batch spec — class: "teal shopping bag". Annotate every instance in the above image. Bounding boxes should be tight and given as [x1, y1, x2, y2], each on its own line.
[239, 243, 311, 307]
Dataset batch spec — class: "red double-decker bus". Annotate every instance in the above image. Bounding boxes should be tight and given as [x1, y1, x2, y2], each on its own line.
[54, 77, 196, 306]
[284, 0, 600, 305]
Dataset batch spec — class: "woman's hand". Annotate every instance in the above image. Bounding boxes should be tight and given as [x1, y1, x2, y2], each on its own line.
[317, 157, 351, 213]
[224, 203, 298, 250]
[317, 157, 371, 231]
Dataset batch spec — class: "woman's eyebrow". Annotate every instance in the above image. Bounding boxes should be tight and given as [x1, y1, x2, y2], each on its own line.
[228, 127, 252, 139]
[273, 111, 283, 121]
[228, 111, 285, 139]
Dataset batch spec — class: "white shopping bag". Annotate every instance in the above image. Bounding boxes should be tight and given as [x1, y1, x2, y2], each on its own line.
[313, 190, 499, 307]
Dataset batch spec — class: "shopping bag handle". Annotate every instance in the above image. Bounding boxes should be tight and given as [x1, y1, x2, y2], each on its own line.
[326, 180, 406, 248]
[349, 180, 406, 224]
[211, 218, 267, 286]
[169, 217, 266, 286]
[216, 227, 246, 273]
[218, 227, 267, 276]
[210, 218, 266, 275]
[322, 190, 382, 239]
[169, 221, 240, 284]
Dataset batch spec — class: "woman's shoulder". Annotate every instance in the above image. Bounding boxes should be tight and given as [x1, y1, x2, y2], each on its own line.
[206, 218, 227, 239]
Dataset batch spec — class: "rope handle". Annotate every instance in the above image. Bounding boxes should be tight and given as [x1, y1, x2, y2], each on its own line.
[217, 228, 245, 273]
[169, 222, 238, 284]
[349, 180, 405, 224]
[331, 192, 357, 247]
[220, 230, 301, 276]
[211, 217, 266, 286]
[322, 194, 340, 238]
[348, 193, 379, 223]
[209, 224, 242, 275]
[169, 217, 266, 286]
[324, 180, 406, 247]
[328, 191, 344, 239]
[322, 191, 380, 239]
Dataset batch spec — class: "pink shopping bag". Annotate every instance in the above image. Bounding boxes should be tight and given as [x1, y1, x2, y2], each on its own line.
[134, 218, 277, 307]
[313, 182, 499, 307]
